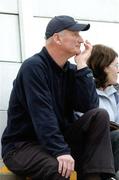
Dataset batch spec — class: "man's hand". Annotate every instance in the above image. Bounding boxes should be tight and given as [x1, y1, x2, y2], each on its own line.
[75, 40, 93, 70]
[57, 154, 75, 178]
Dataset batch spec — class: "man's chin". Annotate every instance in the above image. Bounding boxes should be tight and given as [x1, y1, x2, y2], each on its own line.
[76, 48, 81, 54]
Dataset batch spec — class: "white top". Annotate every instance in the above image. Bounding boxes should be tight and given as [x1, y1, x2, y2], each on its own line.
[97, 85, 119, 124]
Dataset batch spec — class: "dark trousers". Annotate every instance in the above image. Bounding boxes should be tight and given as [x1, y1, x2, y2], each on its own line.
[111, 129, 119, 172]
[3, 108, 115, 180]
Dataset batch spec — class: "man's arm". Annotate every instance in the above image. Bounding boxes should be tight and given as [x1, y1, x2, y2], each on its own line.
[73, 41, 99, 112]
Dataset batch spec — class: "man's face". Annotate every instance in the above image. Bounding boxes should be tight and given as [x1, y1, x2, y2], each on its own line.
[58, 30, 84, 56]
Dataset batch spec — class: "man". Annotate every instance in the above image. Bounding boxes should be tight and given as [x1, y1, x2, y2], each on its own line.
[1, 15, 115, 180]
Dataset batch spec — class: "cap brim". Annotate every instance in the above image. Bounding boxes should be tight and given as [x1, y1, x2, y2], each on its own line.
[68, 23, 90, 31]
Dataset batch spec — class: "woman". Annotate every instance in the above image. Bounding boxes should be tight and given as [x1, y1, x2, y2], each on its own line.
[87, 44, 119, 179]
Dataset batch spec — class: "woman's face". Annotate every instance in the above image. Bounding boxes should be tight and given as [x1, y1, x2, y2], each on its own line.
[104, 57, 119, 86]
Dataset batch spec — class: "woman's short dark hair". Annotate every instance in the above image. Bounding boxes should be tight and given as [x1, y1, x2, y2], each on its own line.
[87, 44, 118, 88]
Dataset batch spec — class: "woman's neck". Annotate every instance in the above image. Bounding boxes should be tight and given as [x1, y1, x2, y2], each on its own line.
[98, 84, 112, 91]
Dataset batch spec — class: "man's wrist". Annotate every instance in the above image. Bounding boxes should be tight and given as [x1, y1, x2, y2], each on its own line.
[77, 64, 88, 70]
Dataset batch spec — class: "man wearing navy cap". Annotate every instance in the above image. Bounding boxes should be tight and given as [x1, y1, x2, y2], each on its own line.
[1, 15, 115, 180]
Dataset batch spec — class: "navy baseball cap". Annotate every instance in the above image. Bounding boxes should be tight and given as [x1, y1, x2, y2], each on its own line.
[45, 15, 90, 39]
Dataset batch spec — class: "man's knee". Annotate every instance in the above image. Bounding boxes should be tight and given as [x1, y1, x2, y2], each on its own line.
[91, 107, 109, 116]
[91, 108, 110, 124]
[36, 156, 60, 179]
[86, 108, 110, 132]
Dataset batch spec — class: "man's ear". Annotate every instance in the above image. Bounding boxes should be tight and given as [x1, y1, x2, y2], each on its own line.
[52, 33, 61, 45]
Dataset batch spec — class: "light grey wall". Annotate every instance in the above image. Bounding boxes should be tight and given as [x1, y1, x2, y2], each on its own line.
[0, 0, 18, 14]
[32, 0, 119, 22]
[0, 0, 21, 157]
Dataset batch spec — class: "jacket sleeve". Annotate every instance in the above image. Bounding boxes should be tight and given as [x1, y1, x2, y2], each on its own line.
[73, 67, 99, 113]
[19, 62, 70, 157]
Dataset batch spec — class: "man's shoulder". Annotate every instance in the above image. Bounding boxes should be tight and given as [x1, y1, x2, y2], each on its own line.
[24, 52, 43, 65]
[21, 51, 48, 72]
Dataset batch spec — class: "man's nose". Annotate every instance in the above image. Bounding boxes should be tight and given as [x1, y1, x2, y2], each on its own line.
[79, 36, 84, 43]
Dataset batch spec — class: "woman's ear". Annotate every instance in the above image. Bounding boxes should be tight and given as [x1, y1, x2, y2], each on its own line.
[104, 67, 109, 73]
